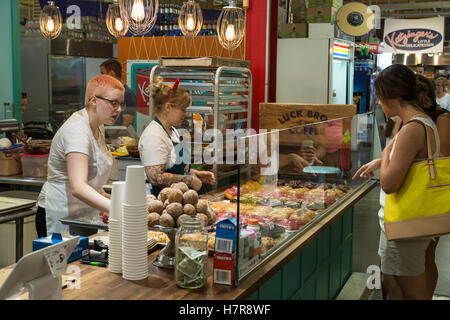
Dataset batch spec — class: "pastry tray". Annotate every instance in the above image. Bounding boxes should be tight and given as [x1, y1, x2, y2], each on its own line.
[60, 212, 109, 230]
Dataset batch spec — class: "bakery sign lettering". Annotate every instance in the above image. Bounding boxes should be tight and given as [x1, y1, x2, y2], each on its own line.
[278, 109, 328, 136]
[278, 109, 328, 125]
[383, 17, 444, 53]
[384, 29, 442, 51]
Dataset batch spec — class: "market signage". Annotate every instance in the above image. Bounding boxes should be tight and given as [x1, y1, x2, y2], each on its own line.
[356, 43, 383, 55]
[333, 42, 350, 59]
[383, 17, 444, 53]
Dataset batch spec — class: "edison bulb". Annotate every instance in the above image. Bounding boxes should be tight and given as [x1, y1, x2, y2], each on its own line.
[115, 17, 124, 31]
[131, 0, 145, 22]
[47, 18, 55, 32]
[186, 14, 195, 31]
[225, 24, 235, 41]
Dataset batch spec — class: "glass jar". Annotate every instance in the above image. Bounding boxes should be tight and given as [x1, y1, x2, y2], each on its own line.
[175, 216, 208, 289]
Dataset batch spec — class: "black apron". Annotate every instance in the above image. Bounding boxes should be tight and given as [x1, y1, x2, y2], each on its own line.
[151, 118, 190, 197]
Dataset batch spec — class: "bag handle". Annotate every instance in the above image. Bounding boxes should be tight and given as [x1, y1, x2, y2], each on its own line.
[405, 119, 437, 179]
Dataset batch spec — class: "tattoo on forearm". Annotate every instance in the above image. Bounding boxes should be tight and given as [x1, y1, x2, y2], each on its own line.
[145, 165, 193, 188]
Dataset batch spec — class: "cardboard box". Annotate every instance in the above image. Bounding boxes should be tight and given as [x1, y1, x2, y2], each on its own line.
[291, 0, 307, 8]
[33, 233, 89, 263]
[0, 158, 22, 176]
[215, 216, 238, 254]
[306, 5, 339, 23]
[308, 0, 343, 7]
[308, 22, 335, 39]
[280, 23, 308, 38]
[213, 252, 236, 285]
[290, 0, 306, 23]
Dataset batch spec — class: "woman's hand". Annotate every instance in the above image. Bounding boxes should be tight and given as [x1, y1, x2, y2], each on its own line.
[352, 158, 381, 180]
[100, 188, 111, 199]
[192, 170, 216, 185]
[299, 146, 323, 166]
[191, 175, 203, 190]
[289, 153, 310, 173]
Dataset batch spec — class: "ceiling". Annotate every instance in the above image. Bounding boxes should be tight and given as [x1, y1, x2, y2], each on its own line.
[355, 0, 450, 18]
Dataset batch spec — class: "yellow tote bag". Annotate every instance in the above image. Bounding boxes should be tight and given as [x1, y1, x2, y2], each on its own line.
[384, 121, 450, 241]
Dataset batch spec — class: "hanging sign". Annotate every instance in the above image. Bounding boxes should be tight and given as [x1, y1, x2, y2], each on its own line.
[383, 17, 444, 53]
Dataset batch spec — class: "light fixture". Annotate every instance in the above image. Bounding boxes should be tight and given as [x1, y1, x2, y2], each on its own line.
[39, 1, 62, 40]
[217, 0, 245, 50]
[106, 1, 129, 37]
[119, 0, 159, 36]
[179, 0, 203, 37]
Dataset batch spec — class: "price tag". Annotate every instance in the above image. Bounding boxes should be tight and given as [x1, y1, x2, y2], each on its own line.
[44, 245, 69, 277]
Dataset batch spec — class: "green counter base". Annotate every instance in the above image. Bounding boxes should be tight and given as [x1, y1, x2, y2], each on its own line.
[248, 208, 354, 300]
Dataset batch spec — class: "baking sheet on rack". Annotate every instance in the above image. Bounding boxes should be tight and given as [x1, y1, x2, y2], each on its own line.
[60, 212, 108, 230]
[0, 197, 36, 215]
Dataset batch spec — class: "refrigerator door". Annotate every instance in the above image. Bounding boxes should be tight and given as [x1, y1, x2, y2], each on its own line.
[332, 59, 349, 104]
[331, 40, 354, 105]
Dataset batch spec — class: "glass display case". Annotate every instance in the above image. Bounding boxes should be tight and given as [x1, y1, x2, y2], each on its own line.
[210, 112, 378, 285]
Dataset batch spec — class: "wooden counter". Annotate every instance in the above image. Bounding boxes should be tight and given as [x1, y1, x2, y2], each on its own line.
[61, 180, 377, 300]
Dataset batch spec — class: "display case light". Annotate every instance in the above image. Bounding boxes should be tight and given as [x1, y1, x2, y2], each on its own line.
[39, 1, 62, 40]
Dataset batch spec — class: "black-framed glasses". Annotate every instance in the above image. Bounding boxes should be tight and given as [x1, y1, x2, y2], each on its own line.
[95, 95, 126, 111]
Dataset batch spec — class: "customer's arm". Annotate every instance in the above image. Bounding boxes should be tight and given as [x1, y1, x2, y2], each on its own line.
[437, 114, 450, 157]
[67, 152, 110, 212]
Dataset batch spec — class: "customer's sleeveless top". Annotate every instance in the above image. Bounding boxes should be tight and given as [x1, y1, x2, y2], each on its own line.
[378, 117, 440, 232]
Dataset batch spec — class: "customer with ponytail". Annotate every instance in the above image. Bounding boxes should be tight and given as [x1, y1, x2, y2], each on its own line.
[352, 64, 442, 300]
[138, 76, 215, 197]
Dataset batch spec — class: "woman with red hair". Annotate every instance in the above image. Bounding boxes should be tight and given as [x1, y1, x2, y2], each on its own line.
[36, 74, 125, 236]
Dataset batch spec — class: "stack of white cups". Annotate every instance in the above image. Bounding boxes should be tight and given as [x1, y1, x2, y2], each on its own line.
[121, 165, 148, 280]
[108, 181, 126, 274]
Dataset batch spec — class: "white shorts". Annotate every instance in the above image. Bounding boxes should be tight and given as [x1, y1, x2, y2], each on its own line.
[378, 230, 432, 277]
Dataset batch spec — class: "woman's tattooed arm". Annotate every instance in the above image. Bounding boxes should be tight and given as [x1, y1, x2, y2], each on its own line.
[144, 165, 193, 188]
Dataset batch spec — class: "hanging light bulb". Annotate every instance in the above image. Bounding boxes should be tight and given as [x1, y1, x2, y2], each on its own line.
[217, 0, 245, 50]
[186, 14, 195, 31]
[225, 24, 235, 41]
[47, 18, 55, 32]
[119, 0, 158, 36]
[39, 1, 62, 40]
[131, 0, 145, 22]
[106, 1, 129, 37]
[179, 0, 203, 37]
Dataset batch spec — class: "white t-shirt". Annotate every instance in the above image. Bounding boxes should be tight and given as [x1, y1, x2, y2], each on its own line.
[378, 117, 440, 231]
[436, 93, 450, 112]
[38, 108, 110, 208]
[138, 120, 180, 169]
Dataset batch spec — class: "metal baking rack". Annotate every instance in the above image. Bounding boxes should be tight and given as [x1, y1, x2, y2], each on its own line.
[149, 64, 253, 187]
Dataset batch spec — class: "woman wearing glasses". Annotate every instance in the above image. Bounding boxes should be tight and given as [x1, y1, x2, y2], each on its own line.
[35, 74, 125, 236]
[139, 76, 215, 197]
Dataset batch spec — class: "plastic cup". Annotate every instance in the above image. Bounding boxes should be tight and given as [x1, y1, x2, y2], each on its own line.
[110, 181, 126, 220]
[122, 274, 148, 281]
[124, 165, 147, 205]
